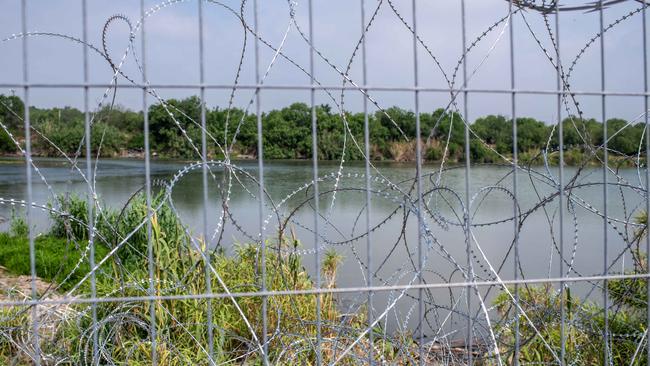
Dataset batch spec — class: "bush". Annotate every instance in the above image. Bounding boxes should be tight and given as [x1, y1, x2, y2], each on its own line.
[33, 119, 85, 155]
[47, 192, 186, 266]
[426, 145, 443, 161]
[0, 129, 17, 153]
[468, 139, 499, 163]
[49, 193, 91, 239]
[9, 209, 27, 237]
[114, 192, 186, 265]
[494, 284, 647, 365]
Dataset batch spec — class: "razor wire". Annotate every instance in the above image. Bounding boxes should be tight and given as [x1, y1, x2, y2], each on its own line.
[0, 0, 649, 365]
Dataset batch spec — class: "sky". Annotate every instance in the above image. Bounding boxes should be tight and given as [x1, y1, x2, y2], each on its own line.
[0, 0, 648, 124]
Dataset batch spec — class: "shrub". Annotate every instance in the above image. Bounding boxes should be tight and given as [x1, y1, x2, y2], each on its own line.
[495, 283, 647, 365]
[47, 192, 186, 266]
[0, 129, 17, 153]
[49, 193, 92, 239]
[495, 286, 589, 364]
[9, 209, 28, 237]
[0, 306, 30, 365]
[426, 145, 443, 161]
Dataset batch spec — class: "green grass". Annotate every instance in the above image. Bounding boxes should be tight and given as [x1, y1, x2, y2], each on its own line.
[0, 232, 109, 292]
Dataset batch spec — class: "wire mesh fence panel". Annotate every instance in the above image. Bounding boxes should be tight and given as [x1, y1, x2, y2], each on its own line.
[0, 0, 649, 365]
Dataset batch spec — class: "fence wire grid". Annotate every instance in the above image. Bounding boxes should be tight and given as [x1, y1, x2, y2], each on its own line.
[0, 0, 650, 365]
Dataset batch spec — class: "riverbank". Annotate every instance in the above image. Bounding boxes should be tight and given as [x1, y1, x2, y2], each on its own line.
[1, 95, 646, 165]
[0, 145, 643, 168]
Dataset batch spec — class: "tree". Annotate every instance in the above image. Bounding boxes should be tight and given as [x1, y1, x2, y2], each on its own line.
[607, 118, 642, 155]
[0, 94, 25, 134]
[0, 129, 17, 153]
[472, 115, 511, 153]
[516, 117, 548, 153]
[148, 97, 202, 157]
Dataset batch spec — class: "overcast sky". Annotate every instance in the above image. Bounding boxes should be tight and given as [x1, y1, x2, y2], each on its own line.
[0, 0, 648, 123]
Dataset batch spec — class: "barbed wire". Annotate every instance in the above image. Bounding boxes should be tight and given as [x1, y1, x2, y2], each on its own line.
[0, 0, 649, 364]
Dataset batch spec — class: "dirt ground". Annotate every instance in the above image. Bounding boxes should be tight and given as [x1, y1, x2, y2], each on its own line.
[0, 266, 55, 301]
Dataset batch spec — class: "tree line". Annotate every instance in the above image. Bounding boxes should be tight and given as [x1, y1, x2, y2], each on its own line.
[0, 94, 646, 164]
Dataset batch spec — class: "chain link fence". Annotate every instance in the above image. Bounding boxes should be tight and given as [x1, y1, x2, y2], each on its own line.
[0, 0, 650, 364]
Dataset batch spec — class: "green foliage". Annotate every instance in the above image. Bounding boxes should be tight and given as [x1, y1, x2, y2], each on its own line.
[427, 109, 466, 151]
[495, 216, 650, 366]
[608, 211, 649, 310]
[33, 118, 125, 157]
[323, 249, 343, 278]
[468, 139, 500, 163]
[473, 115, 511, 154]
[35, 118, 85, 154]
[516, 117, 549, 153]
[0, 128, 17, 153]
[0, 232, 109, 291]
[95, 105, 142, 134]
[607, 118, 644, 155]
[0, 94, 646, 164]
[9, 209, 28, 237]
[81, 223, 400, 364]
[426, 145, 443, 161]
[494, 284, 647, 365]
[261, 103, 312, 159]
[115, 192, 186, 265]
[48, 193, 91, 239]
[47, 192, 186, 266]
[0, 94, 24, 133]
